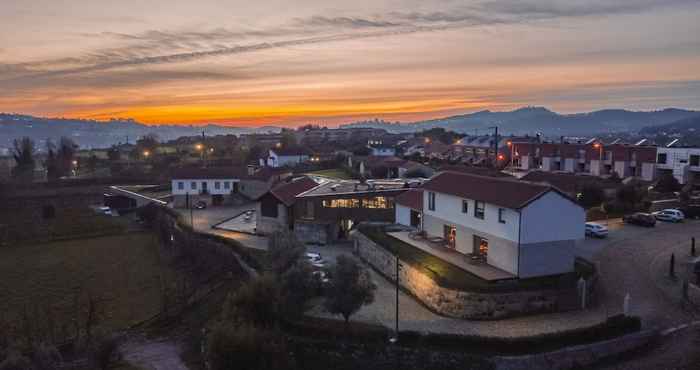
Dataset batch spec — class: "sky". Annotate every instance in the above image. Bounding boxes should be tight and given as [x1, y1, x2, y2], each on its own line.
[1, 0, 700, 127]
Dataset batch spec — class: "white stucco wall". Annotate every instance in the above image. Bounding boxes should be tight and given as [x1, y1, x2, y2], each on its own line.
[395, 204, 412, 227]
[423, 191, 520, 242]
[520, 191, 584, 244]
[564, 158, 575, 172]
[172, 179, 239, 195]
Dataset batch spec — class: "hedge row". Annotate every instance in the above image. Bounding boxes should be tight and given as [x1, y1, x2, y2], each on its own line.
[284, 314, 641, 356]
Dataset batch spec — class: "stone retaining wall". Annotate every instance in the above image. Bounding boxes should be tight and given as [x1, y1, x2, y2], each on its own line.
[353, 231, 578, 319]
[493, 329, 658, 370]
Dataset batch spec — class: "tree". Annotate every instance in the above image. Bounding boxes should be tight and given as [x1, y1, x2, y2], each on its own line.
[279, 262, 315, 320]
[323, 255, 376, 326]
[655, 173, 681, 193]
[107, 146, 121, 161]
[11, 137, 35, 182]
[246, 145, 264, 164]
[266, 231, 306, 274]
[280, 129, 297, 148]
[578, 184, 605, 208]
[207, 323, 291, 370]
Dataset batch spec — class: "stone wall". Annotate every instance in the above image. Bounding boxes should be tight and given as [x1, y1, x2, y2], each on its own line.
[493, 329, 658, 370]
[353, 231, 578, 320]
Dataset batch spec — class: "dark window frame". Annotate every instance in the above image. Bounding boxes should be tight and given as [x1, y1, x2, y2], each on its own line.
[428, 192, 436, 211]
[498, 208, 506, 224]
[462, 200, 469, 214]
[474, 201, 485, 219]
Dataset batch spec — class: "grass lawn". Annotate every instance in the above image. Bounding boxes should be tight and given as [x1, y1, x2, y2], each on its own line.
[0, 232, 175, 332]
[358, 225, 579, 293]
[306, 168, 352, 180]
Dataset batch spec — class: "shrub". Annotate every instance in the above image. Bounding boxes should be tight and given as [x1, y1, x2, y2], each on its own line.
[655, 173, 681, 193]
[207, 323, 292, 370]
[224, 274, 282, 328]
[578, 184, 606, 208]
[0, 351, 32, 370]
[31, 343, 62, 370]
[279, 262, 315, 320]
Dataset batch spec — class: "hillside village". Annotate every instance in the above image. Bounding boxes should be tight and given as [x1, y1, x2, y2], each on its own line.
[3, 123, 700, 369]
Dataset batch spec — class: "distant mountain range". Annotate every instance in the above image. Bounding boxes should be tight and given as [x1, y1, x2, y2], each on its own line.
[2, 107, 700, 153]
[0, 114, 281, 152]
[341, 107, 700, 136]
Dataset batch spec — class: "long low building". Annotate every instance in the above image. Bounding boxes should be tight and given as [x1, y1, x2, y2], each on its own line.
[396, 171, 585, 278]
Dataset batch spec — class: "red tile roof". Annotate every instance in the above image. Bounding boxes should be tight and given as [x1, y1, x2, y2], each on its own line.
[268, 177, 319, 206]
[423, 171, 576, 210]
[395, 188, 423, 211]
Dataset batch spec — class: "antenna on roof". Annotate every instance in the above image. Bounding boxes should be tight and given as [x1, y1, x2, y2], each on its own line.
[667, 139, 680, 148]
[634, 139, 648, 146]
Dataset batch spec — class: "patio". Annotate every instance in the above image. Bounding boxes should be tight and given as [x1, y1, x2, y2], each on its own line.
[387, 231, 515, 281]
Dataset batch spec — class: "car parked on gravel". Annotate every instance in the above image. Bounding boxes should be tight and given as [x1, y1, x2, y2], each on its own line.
[306, 252, 326, 268]
[585, 222, 609, 238]
[623, 212, 656, 227]
[652, 209, 685, 223]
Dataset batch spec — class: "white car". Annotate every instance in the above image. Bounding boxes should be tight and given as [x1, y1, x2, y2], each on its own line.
[585, 222, 609, 238]
[305, 252, 325, 267]
[652, 209, 685, 223]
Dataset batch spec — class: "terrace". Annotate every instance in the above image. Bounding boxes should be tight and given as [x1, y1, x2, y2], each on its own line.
[388, 231, 515, 281]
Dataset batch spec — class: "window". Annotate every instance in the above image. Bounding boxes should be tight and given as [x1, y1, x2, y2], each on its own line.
[461, 200, 469, 214]
[691, 155, 700, 167]
[191, 181, 197, 190]
[498, 208, 506, 223]
[428, 192, 436, 211]
[323, 198, 360, 208]
[474, 201, 485, 219]
[657, 153, 667, 164]
[177, 182, 184, 190]
[362, 196, 392, 209]
[214, 181, 221, 190]
[224, 181, 230, 189]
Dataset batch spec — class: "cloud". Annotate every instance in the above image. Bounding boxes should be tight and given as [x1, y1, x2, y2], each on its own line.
[2, 0, 696, 86]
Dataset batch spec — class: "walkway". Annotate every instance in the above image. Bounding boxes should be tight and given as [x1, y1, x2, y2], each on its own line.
[175, 203, 268, 251]
[120, 337, 189, 370]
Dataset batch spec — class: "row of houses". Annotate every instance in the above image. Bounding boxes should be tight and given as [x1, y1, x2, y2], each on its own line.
[170, 164, 585, 280]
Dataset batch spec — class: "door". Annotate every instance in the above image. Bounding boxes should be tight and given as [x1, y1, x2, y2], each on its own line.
[201, 181, 208, 194]
[232, 182, 239, 193]
[473, 235, 489, 257]
[410, 210, 421, 228]
[443, 225, 456, 249]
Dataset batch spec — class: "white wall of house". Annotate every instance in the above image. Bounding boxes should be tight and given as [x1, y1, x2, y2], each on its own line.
[656, 147, 700, 184]
[563, 158, 575, 172]
[520, 191, 584, 244]
[172, 179, 239, 195]
[395, 204, 412, 227]
[423, 191, 520, 242]
[266, 150, 309, 167]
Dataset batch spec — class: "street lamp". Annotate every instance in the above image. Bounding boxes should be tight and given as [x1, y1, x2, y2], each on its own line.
[143, 150, 150, 158]
[593, 143, 603, 175]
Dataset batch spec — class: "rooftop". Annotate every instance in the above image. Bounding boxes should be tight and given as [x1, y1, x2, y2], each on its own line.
[423, 171, 575, 210]
[297, 178, 410, 198]
[395, 188, 423, 211]
[170, 165, 290, 181]
[268, 176, 320, 206]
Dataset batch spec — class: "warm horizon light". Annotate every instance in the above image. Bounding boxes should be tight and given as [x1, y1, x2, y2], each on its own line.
[2, 0, 700, 127]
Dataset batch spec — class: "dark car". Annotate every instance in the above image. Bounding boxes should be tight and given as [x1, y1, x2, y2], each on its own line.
[623, 212, 656, 227]
[679, 205, 700, 220]
[193, 200, 207, 209]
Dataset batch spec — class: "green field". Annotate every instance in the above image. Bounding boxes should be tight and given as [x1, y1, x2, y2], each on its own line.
[0, 232, 174, 333]
[306, 168, 352, 179]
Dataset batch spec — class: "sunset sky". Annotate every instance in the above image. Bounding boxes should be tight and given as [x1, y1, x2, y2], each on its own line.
[1, 0, 700, 126]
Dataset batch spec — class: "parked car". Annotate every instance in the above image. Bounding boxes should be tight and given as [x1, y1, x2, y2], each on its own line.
[623, 212, 656, 227]
[585, 222, 608, 238]
[679, 205, 700, 219]
[652, 209, 685, 223]
[193, 201, 207, 209]
[306, 252, 326, 268]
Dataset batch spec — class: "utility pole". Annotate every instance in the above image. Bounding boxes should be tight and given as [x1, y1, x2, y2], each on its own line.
[488, 125, 499, 167]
